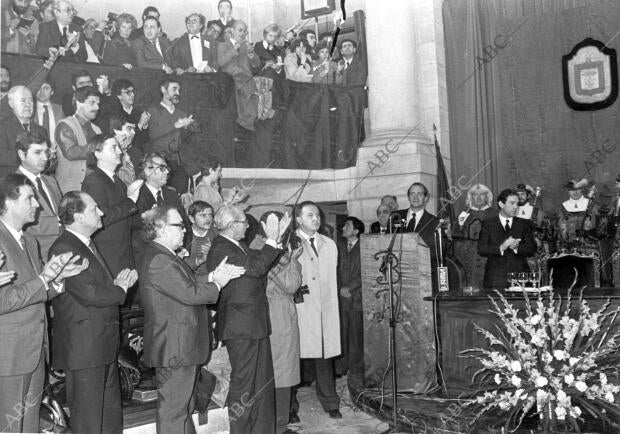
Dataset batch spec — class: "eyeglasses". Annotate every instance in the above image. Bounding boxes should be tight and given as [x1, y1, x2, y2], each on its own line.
[186, 19, 201, 24]
[233, 219, 248, 226]
[195, 212, 213, 218]
[121, 89, 135, 95]
[148, 164, 170, 172]
[167, 222, 185, 229]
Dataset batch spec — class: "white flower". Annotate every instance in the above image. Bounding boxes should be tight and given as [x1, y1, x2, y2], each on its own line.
[555, 405, 567, 420]
[510, 360, 522, 372]
[570, 406, 582, 417]
[600, 373, 608, 385]
[569, 357, 579, 366]
[605, 392, 614, 403]
[575, 381, 587, 392]
[511, 375, 522, 388]
[542, 352, 553, 363]
[553, 350, 567, 361]
[515, 388, 524, 398]
[494, 373, 501, 384]
[557, 389, 567, 401]
[530, 314, 541, 325]
[535, 377, 549, 387]
[499, 401, 510, 410]
[564, 374, 574, 385]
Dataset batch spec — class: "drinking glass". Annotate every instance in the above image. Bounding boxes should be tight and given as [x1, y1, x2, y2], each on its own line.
[518, 272, 528, 288]
[507, 272, 517, 288]
[530, 271, 541, 288]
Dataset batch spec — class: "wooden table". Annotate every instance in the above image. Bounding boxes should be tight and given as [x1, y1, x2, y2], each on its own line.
[425, 288, 620, 397]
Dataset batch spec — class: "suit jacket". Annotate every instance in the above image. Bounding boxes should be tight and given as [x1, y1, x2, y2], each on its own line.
[206, 234, 281, 341]
[170, 33, 217, 71]
[341, 54, 368, 87]
[0, 222, 49, 376]
[32, 102, 64, 151]
[131, 183, 189, 263]
[0, 114, 47, 177]
[338, 240, 362, 311]
[20, 169, 62, 259]
[35, 21, 87, 62]
[81, 167, 138, 275]
[477, 216, 536, 289]
[253, 41, 283, 66]
[217, 40, 262, 88]
[1, 4, 39, 55]
[370, 220, 395, 234]
[397, 208, 441, 253]
[49, 230, 126, 370]
[131, 35, 173, 70]
[139, 241, 219, 367]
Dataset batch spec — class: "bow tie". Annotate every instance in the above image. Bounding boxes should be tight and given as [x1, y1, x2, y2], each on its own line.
[191, 35, 199, 40]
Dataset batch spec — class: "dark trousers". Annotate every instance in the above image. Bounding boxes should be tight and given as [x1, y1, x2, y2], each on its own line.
[291, 357, 339, 413]
[274, 387, 291, 434]
[65, 362, 122, 434]
[340, 310, 365, 375]
[154, 365, 199, 434]
[0, 348, 44, 433]
[225, 337, 275, 434]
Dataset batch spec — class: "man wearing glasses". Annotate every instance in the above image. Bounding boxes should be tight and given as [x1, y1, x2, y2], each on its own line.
[130, 152, 189, 264]
[170, 13, 217, 74]
[35, 0, 87, 62]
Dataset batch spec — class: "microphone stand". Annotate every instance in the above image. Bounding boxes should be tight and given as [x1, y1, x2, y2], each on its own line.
[374, 222, 402, 431]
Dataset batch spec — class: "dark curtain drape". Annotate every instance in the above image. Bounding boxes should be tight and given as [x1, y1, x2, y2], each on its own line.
[2, 54, 364, 173]
[444, 0, 620, 212]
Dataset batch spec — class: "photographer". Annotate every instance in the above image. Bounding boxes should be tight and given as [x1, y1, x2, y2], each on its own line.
[2, 0, 40, 55]
[252, 212, 303, 434]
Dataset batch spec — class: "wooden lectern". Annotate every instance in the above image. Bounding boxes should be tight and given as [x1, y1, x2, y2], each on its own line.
[360, 233, 438, 392]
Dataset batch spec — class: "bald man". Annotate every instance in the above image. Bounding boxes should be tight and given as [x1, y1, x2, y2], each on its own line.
[0, 86, 48, 177]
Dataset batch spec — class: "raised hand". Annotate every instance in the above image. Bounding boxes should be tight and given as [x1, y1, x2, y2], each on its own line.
[0, 252, 16, 286]
[212, 256, 245, 288]
[114, 268, 138, 292]
[261, 213, 280, 241]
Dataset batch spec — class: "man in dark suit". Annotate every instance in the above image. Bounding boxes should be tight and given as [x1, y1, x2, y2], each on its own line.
[338, 39, 367, 87]
[81, 135, 138, 276]
[35, 0, 87, 62]
[50, 190, 137, 434]
[478, 188, 537, 289]
[17, 131, 62, 259]
[370, 203, 395, 234]
[206, 205, 288, 434]
[337, 217, 365, 376]
[170, 13, 217, 74]
[33, 77, 65, 159]
[0, 86, 48, 177]
[130, 6, 167, 41]
[130, 152, 189, 263]
[397, 182, 446, 292]
[138, 205, 243, 434]
[131, 17, 173, 72]
[0, 173, 86, 433]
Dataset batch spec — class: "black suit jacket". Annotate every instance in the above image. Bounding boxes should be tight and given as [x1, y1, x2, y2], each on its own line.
[338, 240, 362, 311]
[170, 33, 217, 71]
[341, 54, 368, 87]
[131, 35, 173, 70]
[0, 115, 47, 177]
[35, 21, 87, 62]
[397, 208, 441, 253]
[49, 230, 127, 370]
[138, 241, 219, 367]
[206, 235, 281, 341]
[477, 216, 536, 289]
[81, 167, 138, 275]
[131, 183, 189, 263]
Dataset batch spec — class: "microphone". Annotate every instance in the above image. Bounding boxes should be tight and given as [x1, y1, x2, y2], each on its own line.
[389, 212, 405, 228]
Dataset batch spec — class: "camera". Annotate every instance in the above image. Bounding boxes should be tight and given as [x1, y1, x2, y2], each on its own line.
[293, 284, 309, 304]
[104, 12, 118, 36]
[287, 233, 302, 251]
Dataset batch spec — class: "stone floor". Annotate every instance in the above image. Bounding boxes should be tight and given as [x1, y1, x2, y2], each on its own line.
[124, 376, 391, 434]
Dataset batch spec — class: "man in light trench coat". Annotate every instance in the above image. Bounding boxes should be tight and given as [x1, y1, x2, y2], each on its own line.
[291, 200, 342, 419]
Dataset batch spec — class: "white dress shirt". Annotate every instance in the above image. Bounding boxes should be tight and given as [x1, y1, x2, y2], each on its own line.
[406, 208, 425, 230]
[18, 166, 55, 213]
[188, 33, 204, 69]
[36, 102, 58, 148]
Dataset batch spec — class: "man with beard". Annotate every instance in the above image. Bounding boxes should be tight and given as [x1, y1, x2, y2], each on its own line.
[146, 77, 194, 193]
[81, 135, 138, 277]
[1, 0, 40, 55]
[478, 189, 536, 289]
[0, 86, 48, 177]
[55, 86, 102, 193]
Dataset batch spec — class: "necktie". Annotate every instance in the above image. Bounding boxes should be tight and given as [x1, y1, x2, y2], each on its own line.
[156, 190, 164, 206]
[309, 237, 318, 257]
[409, 213, 417, 232]
[88, 240, 112, 277]
[61, 26, 68, 46]
[19, 235, 36, 271]
[36, 177, 54, 213]
[191, 35, 199, 40]
[42, 105, 50, 133]
[347, 241, 354, 252]
[345, 61, 350, 69]
[22, 123, 30, 132]
[505, 219, 511, 232]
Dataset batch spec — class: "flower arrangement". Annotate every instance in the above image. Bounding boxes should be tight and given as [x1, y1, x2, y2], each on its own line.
[461, 288, 620, 432]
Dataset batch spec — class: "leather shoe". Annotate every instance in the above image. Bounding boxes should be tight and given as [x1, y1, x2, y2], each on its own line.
[327, 409, 342, 419]
[288, 411, 301, 424]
